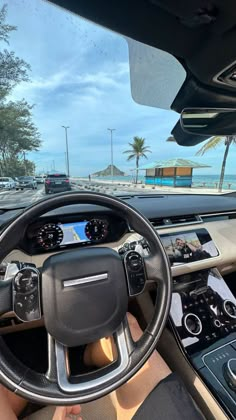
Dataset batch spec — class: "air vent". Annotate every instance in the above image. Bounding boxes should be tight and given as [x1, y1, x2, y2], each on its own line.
[117, 196, 134, 200]
[201, 212, 236, 223]
[150, 214, 202, 229]
[119, 195, 165, 200]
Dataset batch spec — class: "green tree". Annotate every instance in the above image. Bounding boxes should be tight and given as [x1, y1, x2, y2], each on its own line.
[0, 5, 30, 100]
[0, 4, 41, 177]
[196, 135, 236, 192]
[1, 156, 35, 177]
[0, 100, 41, 176]
[123, 136, 151, 184]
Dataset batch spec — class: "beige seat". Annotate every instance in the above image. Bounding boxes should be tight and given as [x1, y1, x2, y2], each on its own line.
[24, 394, 117, 420]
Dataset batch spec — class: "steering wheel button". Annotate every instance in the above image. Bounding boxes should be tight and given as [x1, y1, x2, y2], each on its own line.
[124, 251, 147, 296]
[13, 267, 41, 322]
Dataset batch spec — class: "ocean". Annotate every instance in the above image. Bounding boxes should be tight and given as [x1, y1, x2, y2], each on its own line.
[92, 174, 236, 190]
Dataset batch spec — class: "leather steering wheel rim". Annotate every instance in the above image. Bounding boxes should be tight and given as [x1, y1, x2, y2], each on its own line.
[0, 192, 172, 404]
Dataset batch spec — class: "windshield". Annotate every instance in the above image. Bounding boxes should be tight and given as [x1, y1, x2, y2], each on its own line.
[0, 1, 235, 208]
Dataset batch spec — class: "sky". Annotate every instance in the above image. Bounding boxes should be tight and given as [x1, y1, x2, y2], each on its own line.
[3, 0, 236, 176]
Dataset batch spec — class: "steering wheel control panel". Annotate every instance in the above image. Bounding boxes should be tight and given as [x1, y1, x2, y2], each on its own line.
[124, 251, 147, 296]
[13, 267, 41, 322]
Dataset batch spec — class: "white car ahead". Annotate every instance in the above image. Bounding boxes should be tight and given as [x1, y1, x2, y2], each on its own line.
[0, 177, 16, 190]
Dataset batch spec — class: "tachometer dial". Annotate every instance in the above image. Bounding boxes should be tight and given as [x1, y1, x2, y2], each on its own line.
[85, 219, 108, 242]
[37, 223, 63, 249]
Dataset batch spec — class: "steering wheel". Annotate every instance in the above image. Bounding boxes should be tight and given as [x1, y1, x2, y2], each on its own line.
[0, 192, 172, 405]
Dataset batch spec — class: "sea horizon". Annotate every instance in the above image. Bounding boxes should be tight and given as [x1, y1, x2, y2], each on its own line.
[76, 174, 236, 189]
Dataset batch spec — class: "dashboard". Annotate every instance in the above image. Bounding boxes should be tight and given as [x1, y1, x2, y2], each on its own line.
[0, 193, 235, 277]
[1, 194, 236, 417]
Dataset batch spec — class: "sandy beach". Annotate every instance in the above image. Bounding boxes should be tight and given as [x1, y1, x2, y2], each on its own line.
[71, 177, 231, 195]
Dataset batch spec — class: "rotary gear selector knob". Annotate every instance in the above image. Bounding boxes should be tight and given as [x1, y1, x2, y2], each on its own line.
[223, 358, 236, 391]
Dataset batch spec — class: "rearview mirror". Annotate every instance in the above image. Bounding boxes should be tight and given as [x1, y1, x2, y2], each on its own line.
[180, 108, 236, 136]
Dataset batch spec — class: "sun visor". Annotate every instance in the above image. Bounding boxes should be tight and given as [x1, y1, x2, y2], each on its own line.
[126, 38, 186, 110]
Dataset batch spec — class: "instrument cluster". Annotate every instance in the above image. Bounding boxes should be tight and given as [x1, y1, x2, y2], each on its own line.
[35, 219, 109, 250]
[24, 214, 128, 254]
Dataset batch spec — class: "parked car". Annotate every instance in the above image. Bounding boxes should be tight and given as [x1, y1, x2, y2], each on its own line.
[16, 176, 37, 190]
[35, 176, 45, 184]
[45, 173, 71, 194]
[0, 177, 16, 190]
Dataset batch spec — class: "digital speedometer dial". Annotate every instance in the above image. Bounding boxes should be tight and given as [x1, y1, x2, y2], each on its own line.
[37, 223, 64, 249]
[85, 219, 108, 242]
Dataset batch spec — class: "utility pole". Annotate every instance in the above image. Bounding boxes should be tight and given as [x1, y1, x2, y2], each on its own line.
[62, 126, 70, 177]
[64, 152, 67, 174]
[107, 128, 115, 182]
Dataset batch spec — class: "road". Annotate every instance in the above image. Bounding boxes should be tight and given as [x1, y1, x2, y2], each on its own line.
[0, 181, 162, 208]
[0, 185, 45, 207]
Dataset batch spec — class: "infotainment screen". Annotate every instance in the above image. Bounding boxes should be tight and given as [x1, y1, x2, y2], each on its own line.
[160, 228, 219, 266]
[59, 221, 89, 245]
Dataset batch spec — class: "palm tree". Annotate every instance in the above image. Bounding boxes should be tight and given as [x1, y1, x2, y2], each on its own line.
[123, 136, 151, 184]
[196, 135, 236, 192]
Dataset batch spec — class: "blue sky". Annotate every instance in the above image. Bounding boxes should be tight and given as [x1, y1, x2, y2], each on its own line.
[4, 0, 236, 176]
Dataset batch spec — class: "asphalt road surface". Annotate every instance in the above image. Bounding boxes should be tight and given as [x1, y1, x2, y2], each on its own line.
[0, 184, 95, 208]
[0, 185, 45, 207]
[0, 182, 161, 209]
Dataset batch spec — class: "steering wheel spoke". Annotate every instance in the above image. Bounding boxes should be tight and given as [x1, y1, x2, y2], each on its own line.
[144, 252, 169, 286]
[0, 279, 13, 316]
[50, 322, 131, 394]
[46, 334, 58, 382]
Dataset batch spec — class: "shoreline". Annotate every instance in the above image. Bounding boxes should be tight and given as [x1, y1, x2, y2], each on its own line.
[72, 177, 232, 195]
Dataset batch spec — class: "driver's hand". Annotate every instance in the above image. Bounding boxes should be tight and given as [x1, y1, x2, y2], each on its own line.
[53, 405, 82, 420]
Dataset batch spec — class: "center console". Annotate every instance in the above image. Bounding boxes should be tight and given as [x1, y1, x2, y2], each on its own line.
[170, 268, 236, 418]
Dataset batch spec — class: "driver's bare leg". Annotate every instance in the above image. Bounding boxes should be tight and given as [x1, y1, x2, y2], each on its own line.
[0, 385, 22, 419]
[0, 384, 27, 418]
[84, 312, 171, 420]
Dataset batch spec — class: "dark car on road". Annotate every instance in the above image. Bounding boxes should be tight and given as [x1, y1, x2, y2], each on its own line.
[16, 176, 37, 190]
[45, 173, 71, 194]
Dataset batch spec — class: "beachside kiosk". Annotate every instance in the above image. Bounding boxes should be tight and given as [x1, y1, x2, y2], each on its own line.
[139, 158, 210, 187]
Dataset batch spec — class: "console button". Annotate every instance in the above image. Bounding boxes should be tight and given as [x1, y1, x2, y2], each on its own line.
[223, 358, 236, 391]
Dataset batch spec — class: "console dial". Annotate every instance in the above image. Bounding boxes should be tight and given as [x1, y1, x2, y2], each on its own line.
[223, 300, 236, 319]
[183, 313, 202, 336]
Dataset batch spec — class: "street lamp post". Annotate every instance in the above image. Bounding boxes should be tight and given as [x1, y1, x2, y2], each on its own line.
[62, 126, 70, 177]
[107, 128, 115, 182]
